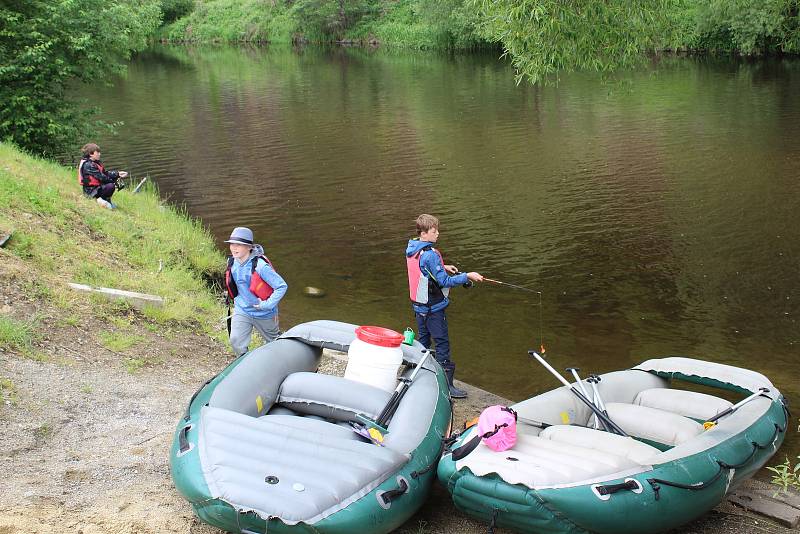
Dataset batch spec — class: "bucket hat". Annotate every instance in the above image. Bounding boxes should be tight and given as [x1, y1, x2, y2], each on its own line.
[224, 227, 254, 245]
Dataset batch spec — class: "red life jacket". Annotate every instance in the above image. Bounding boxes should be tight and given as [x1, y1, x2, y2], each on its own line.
[77, 159, 103, 187]
[225, 255, 276, 302]
[406, 246, 448, 306]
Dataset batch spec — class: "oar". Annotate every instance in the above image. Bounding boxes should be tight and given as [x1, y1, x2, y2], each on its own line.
[354, 350, 433, 444]
[587, 375, 609, 430]
[483, 277, 541, 294]
[529, 351, 628, 437]
[703, 387, 770, 429]
[376, 349, 432, 427]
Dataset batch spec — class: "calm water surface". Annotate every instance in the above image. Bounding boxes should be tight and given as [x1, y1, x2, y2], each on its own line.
[84, 46, 799, 457]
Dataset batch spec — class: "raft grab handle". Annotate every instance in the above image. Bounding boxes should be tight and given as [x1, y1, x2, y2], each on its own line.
[177, 424, 194, 456]
[591, 478, 643, 500]
[376, 476, 409, 509]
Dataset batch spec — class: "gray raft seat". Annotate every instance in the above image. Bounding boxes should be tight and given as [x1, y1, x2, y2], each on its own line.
[632, 388, 733, 421]
[587, 389, 734, 448]
[197, 370, 441, 523]
[457, 425, 661, 487]
[538, 425, 660, 464]
[198, 405, 408, 523]
[592, 403, 705, 448]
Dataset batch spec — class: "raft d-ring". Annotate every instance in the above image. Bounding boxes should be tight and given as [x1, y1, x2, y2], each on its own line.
[176, 424, 195, 457]
[591, 484, 612, 501]
[624, 478, 644, 494]
[376, 476, 410, 510]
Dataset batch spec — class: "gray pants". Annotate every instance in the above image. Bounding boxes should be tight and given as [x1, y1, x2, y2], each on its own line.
[230, 311, 280, 356]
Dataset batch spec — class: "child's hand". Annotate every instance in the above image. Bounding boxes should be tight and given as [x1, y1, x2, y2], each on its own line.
[255, 300, 270, 310]
[119, 171, 129, 178]
[444, 264, 458, 275]
[466, 272, 484, 282]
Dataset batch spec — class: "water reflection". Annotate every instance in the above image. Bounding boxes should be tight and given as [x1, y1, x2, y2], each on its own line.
[82, 45, 799, 457]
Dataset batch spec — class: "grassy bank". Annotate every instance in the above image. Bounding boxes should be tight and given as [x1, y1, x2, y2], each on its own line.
[0, 142, 226, 356]
[160, 0, 490, 50]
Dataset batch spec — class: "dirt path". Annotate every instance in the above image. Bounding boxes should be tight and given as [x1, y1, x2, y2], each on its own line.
[0, 294, 793, 533]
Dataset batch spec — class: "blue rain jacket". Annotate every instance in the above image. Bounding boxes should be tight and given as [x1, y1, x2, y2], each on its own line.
[405, 239, 468, 314]
[231, 245, 288, 318]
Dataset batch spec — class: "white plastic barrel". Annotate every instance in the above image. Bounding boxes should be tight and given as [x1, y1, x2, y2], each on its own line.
[344, 326, 404, 393]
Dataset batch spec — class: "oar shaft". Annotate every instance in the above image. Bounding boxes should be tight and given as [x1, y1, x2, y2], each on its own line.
[530, 351, 572, 389]
[706, 388, 769, 424]
[568, 368, 592, 401]
[529, 351, 627, 437]
[376, 350, 432, 426]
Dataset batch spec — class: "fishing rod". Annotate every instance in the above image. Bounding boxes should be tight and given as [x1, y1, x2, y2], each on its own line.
[483, 277, 541, 294]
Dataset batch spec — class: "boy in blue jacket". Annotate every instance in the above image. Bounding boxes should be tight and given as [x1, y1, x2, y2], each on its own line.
[405, 214, 483, 398]
[224, 227, 288, 356]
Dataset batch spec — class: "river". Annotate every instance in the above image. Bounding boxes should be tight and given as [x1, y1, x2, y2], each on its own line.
[81, 45, 799, 458]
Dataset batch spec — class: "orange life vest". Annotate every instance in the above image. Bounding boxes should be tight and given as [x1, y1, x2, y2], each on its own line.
[406, 246, 448, 306]
[77, 159, 103, 187]
[225, 255, 276, 302]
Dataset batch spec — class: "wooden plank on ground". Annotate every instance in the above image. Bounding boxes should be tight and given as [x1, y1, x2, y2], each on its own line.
[750, 488, 800, 510]
[68, 283, 164, 310]
[728, 488, 800, 528]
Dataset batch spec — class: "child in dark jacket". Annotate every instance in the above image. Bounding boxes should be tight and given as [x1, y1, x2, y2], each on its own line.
[405, 214, 483, 398]
[78, 143, 128, 209]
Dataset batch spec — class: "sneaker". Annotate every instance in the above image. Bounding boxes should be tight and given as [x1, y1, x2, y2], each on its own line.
[96, 198, 113, 209]
[108, 201, 118, 209]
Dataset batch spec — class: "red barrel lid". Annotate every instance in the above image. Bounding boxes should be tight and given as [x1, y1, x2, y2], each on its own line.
[355, 326, 404, 348]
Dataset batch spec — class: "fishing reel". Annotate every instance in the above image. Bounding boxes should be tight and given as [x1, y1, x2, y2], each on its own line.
[115, 178, 127, 190]
[462, 280, 474, 289]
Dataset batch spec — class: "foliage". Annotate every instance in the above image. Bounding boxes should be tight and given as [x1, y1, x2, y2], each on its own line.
[0, 0, 161, 157]
[415, 0, 486, 49]
[469, 0, 687, 85]
[160, 0, 195, 25]
[292, 0, 379, 40]
[162, 0, 295, 42]
[693, 0, 800, 54]
[162, 0, 490, 49]
[767, 455, 800, 494]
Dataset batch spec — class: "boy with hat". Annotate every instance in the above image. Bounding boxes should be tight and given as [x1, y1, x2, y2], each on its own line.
[224, 227, 288, 356]
[405, 214, 483, 398]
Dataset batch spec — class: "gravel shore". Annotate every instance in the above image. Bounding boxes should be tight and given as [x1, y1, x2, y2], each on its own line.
[0, 303, 792, 533]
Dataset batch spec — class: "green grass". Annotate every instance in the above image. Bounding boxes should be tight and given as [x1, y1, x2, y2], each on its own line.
[0, 377, 18, 405]
[0, 142, 226, 332]
[0, 315, 38, 352]
[162, 0, 296, 43]
[124, 354, 163, 373]
[161, 0, 490, 50]
[98, 332, 145, 352]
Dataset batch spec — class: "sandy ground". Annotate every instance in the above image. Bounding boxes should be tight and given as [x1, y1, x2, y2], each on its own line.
[0, 287, 795, 533]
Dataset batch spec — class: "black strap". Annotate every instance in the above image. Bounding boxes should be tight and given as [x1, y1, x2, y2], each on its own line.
[451, 434, 482, 461]
[380, 478, 409, 504]
[182, 375, 216, 422]
[178, 424, 191, 453]
[487, 509, 499, 534]
[646, 421, 786, 501]
[596, 479, 640, 496]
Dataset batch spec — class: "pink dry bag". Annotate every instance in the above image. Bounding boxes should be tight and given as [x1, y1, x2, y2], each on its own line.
[477, 405, 518, 452]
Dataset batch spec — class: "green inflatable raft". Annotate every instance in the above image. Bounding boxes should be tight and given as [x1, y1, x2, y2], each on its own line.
[438, 356, 789, 534]
[171, 320, 452, 533]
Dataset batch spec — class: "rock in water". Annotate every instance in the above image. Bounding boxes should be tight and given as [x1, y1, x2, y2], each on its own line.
[303, 286, 326, 298]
